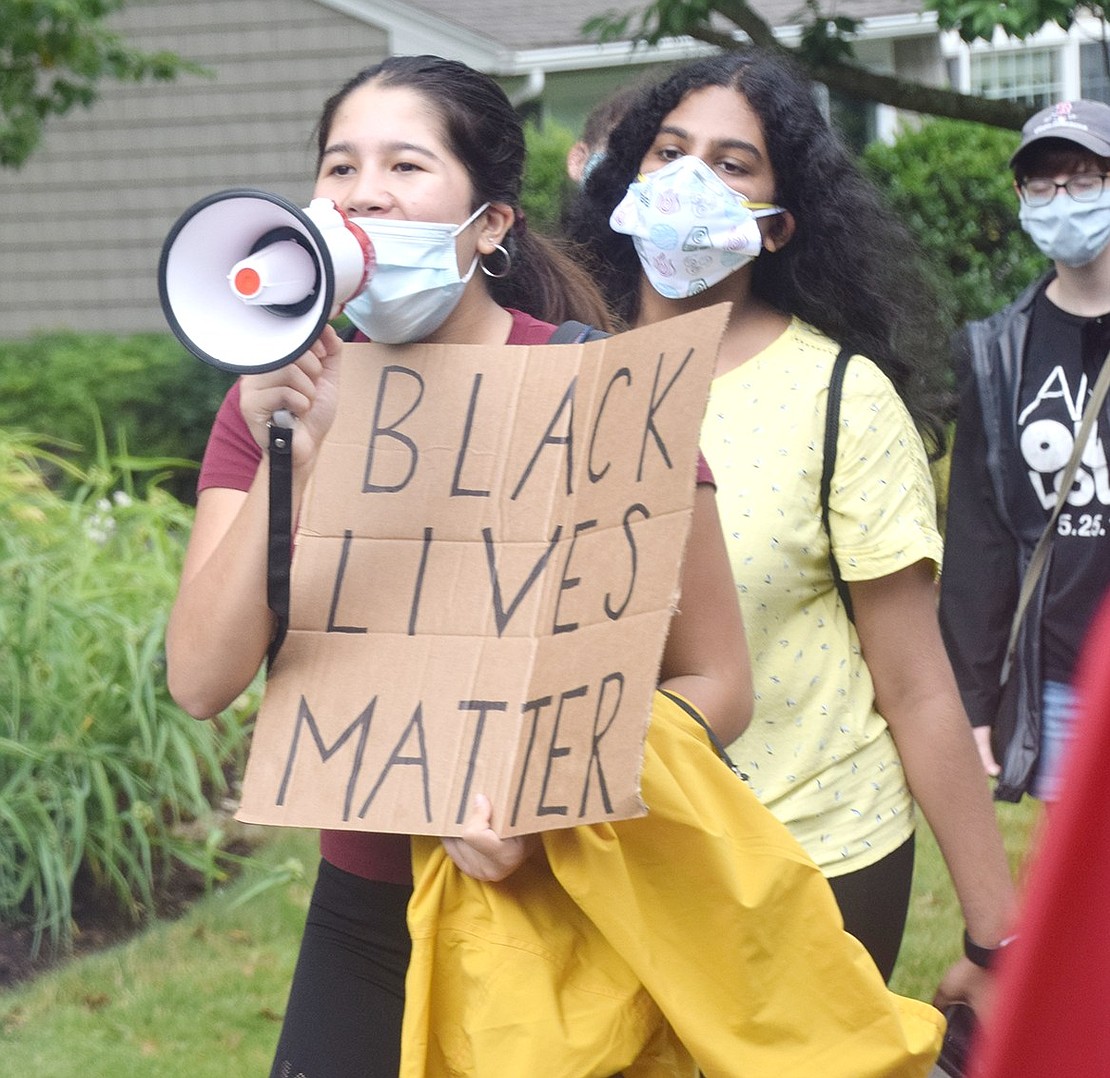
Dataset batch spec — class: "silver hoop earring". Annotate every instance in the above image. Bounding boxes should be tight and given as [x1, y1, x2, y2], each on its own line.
[480, 244, 511, 279]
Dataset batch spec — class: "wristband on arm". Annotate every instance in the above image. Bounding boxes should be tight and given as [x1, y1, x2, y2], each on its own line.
[963, 929, 1018, 969]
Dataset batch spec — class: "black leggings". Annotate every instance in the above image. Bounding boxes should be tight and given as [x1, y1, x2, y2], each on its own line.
[270, 859, 412, 1078]
[826, 833, 916, 983]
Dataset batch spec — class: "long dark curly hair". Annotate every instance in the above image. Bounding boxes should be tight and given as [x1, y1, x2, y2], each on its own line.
[565, 49, 952, 454]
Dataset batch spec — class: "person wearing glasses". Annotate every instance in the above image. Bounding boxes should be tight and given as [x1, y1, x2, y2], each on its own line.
[940, 99, 1110, 806]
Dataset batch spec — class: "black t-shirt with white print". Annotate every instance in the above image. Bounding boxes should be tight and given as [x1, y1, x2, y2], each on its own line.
[1020, 285, 1110, 681]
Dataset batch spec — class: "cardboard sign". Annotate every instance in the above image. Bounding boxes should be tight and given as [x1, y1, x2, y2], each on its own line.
[236, 304, 729, 836]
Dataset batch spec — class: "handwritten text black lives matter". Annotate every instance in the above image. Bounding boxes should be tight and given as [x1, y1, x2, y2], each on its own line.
[236, 307, 726, 836]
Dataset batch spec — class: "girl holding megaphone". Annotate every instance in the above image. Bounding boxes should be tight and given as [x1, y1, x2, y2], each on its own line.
[166, 55, 942, 1078]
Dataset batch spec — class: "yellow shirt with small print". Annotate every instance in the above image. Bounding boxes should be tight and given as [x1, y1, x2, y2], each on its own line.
[700, 318, 943, 876]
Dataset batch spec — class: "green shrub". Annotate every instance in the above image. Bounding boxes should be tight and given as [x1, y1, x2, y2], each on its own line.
[523, 120, 576, 236]
[0, 430, 253, 953]
[862, 117, 1048, 330]
[0, 333, 234, 503]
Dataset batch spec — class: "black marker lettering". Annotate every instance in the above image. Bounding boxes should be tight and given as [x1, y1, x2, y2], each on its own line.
[537, 684, 588, 817]
[455, 700, 506, 824]
[278, 695, 375, 822]
[326, 529, 368, 634]
[484, 524, 563, 635]
[364, 365, 424, 493]
[605, 504, 648, 620]
[407, 527, 433, 636]
[512, 378, 577, 499]
[511, 696, 551, 827]
[579, 672, 624, 816]
[356, 703, 432, 822]
[451, 373, 492, 498]
[552, 519, 597, 634]
[588, 368, 632, 483]
[639, 348, 693, 480]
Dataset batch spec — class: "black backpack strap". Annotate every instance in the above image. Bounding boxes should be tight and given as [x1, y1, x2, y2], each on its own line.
[547, 320, 611, 344]
[821, 347, 855, 622]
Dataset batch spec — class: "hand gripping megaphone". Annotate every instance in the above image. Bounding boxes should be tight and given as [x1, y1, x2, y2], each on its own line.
[158, 189, 374, 373]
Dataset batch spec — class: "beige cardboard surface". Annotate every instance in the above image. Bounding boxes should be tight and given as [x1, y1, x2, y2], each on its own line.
[236, 304, 729, 836]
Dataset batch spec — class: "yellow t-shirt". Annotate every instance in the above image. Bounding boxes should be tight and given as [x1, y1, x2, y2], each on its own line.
[700, 319, 943, 875]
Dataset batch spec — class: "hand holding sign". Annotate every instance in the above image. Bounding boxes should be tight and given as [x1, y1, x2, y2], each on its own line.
[441, 794, 541, 881]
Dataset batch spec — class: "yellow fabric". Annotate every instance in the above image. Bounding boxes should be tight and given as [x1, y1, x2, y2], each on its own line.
[701, 318, 942, 875]
[401, 691, 943, 1077]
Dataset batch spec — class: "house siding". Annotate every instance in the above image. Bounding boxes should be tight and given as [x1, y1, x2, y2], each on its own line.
[0, 0, 387, 338]
[1, 0, 1073, 342]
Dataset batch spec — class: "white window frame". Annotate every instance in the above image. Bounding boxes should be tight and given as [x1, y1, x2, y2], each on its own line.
[969, 44, 1063, 105]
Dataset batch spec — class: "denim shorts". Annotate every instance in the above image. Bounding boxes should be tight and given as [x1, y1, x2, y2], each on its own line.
[1030, 678, 1079, 802]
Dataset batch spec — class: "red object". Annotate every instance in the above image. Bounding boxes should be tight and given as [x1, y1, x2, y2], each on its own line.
[970, 588, 1110, 1077]
[233, 266, 261, 297]
[343, 209, 376, 295]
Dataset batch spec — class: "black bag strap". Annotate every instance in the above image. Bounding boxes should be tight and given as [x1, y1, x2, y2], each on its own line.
[821, 347, 855, 622]
[266, 416, 294, 666]
[659, 689, 748, 780]
[547, 320, 610, 344]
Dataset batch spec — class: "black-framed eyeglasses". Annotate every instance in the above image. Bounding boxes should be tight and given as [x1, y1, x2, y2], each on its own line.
[1019, 173, 1110, 207]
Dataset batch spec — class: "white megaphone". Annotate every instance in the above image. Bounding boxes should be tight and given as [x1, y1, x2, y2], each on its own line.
[158, 189, 374, 373]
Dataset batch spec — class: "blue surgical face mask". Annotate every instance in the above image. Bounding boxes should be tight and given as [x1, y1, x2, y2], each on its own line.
[1019, 188, 1110, 268]
[345, 203, 488, 343]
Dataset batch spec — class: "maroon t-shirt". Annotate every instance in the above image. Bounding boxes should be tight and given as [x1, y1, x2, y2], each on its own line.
[196, 309, 713, 883]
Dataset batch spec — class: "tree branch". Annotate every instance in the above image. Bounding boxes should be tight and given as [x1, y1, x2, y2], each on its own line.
[697, 0, 1030, 130]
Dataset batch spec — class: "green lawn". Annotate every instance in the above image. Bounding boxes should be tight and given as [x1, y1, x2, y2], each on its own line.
[1, 801, 1042, 1074]
[0, 827, 319, 1077]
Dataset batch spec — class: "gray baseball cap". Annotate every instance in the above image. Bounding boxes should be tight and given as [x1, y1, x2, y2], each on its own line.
[1011, 99, 1110, 167]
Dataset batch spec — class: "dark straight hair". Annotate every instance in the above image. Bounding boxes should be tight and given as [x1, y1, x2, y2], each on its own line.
[316, 55, 613, 331]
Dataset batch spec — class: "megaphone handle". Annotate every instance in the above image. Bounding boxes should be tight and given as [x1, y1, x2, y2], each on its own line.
[266, 421, 293, 664]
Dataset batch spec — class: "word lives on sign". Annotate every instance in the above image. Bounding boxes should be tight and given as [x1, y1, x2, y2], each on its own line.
[236, 304, 728, 837]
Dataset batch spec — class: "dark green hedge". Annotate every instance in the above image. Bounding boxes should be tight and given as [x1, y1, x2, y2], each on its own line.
[861, 116, 1048, 332]
[0, 332, 233, 502]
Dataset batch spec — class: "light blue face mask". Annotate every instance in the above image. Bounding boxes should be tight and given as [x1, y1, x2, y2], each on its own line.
[1019, 188, 1110, 268]
[345, 202, 488, 343]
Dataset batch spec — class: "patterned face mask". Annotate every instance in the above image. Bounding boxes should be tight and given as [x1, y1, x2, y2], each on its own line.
[609, 154, 785, 298]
